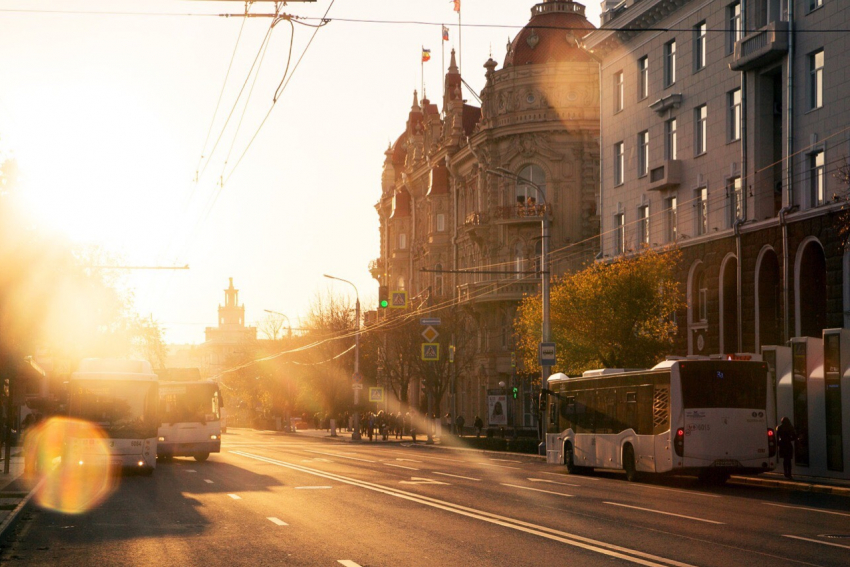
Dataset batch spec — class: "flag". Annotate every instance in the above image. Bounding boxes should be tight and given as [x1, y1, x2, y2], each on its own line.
[452, 0, 460, 12]
[422, 48, 431, 62]
[442, 25, 449, 41]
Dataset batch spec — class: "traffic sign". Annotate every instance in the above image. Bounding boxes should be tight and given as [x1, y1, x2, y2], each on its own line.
[352, 383, 364, 390]
[420, 318, 441, 326]
[421, 325, 439, 342]
[368, 387, 384, 403]
[421, 343, 440, 361]
[390, 291, 408, 308]
[351, 372, 363, 384]
[539, 342, 557, 367]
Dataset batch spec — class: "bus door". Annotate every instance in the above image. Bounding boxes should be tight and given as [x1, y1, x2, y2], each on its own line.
[572, 390, 595, 466]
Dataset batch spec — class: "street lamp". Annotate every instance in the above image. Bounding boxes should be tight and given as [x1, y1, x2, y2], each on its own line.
[487, 168, 551, 444]
[263, 309, 292, 338]
[323, 274, 362, 441]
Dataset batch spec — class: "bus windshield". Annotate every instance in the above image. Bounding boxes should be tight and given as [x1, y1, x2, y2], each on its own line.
[159, 383, 220, 425]
[679, 362, 767, 409]
[69, 379, 158, 436]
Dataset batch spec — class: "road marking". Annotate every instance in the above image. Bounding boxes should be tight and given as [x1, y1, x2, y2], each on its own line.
[632, 484, 720, 498]
[204, 479, 214, 484]
[302, 450, 375, 463]
[527, 478, 581, 487]
[502, 483, 574, 497]
[228, 494, 241, 500]
[384, 463, 420, 471]
[782, 535, 850, 550]
[294, 486, 332, 490]
[765, 502, 850, 517]
[432, 471, 480, 481]
[396, 458, 422, 463]
[232, 451, 693, 567]
[539, 471, 601, 480]
[399, 477, 449, 485]
[477, 463, 521, 470]
[338, 561, 363, 567]
[267, 517, 288, 526]
[185, 470, 197, 473]
[603, 502, 724, 525]
[489, 459, 521, 463]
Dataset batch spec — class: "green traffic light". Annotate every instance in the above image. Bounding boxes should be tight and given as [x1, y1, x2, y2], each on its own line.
[512, 387, 518, 399]
[380, 299, 389, 308]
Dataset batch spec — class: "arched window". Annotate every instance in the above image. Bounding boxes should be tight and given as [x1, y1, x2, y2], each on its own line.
[397, 275, 406, 291]
[516, 165, 546, 205]
[796, 238, 827, 338]
[720, 254, 738, 353]
[514, 242, 524, 280]
[697, 270, 708, 322]
[756, 247, 781, 349]
[434, 264, 443, 297]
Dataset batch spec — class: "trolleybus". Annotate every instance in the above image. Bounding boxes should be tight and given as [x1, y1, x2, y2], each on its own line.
[157, 380, 222, 462]
[545, 359, 776, 483]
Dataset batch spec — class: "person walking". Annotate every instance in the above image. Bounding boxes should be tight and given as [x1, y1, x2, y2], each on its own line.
[776, 416, 797, 480]
[474, 415, 484, 438]
[455, 415, 465, 437]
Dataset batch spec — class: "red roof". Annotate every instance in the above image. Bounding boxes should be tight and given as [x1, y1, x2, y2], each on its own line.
[505, 1, 595, 67]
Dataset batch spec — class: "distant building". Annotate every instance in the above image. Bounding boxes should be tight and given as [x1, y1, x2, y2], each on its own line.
[585, 0, 849, 355]
[202, 278, 257, 377]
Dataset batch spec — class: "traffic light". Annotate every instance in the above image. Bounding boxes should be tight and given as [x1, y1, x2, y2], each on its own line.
[512, 387, 519, 399]
[378, 285, 389, 308]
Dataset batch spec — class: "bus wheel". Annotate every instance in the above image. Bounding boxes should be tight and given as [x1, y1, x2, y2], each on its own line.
[623, 446, 639, 482]
[194, 452, 210, 463]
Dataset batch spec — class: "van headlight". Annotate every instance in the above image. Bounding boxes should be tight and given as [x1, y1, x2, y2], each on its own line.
[158, 436, 165, 442]
[210, 435, 218, 440]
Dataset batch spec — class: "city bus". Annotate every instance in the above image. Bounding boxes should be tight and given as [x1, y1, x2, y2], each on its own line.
[545, 359, 776, 483]
[157, 380, 222, 462]
[67, 359, 159, 475]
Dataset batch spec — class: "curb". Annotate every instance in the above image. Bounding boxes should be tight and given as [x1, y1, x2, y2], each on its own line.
[0, 475, 45, 544]
[729, 475, 850, 496]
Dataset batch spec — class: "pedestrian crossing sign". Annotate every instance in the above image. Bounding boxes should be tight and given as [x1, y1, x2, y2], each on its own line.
[421, 343, 440, 361]
[369, 387, 384, 403]
[390, 290, 408, 308]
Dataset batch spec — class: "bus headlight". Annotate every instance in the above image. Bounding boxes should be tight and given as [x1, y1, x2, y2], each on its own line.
[137, 461, 145, 467]
[78, 460, 84, 466]
[210, 435, 218, 440]
[158, 437, 165, 442]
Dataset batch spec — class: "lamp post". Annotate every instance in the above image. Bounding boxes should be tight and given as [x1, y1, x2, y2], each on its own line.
[487, 168, 551, 442]
[323, 274, 361, 441]
[263, 309, 292, 339]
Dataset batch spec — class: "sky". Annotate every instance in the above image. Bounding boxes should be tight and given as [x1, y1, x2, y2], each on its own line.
[0, 0, 602, 344]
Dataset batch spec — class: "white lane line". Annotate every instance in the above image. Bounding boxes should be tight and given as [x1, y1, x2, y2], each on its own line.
[540, 471, 601, 480]
[477, 463, 521, 470]
[231, 451, 694, 567]
[185, 470, 197, 473]
[384, 463, 420, 471]
[302, 450, 375, 463]
[765, 502, 850, 517]
[489, 459, 521, 463]
[267, 517, 288, 526]
[432, 471, 481, 481]
[633, 484, 720, 498]
[396, 458, 422, 463]
[502, 483, 574, 497]
[294, 486, 333, 490]
[782, 535, 850, 550]
[228, 494, 241, 500]
[527, 478, 581, 487]
[603, 502, 724, 525]
[204, 479, 214, 484]
[338, 561, 363, 567]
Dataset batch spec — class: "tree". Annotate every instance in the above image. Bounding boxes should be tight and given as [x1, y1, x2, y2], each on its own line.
[259, 312, 289, 341]
[515, 248, 684, 376]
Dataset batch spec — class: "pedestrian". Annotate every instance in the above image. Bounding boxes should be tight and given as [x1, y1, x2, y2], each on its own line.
[776, 416, 797, 479]
[455, 415, 465, 437]
[474, 415, 483, 438]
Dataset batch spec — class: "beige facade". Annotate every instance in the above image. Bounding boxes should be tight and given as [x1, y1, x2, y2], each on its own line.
[374, 0, 600, 427]
[202, 278, 257, 377]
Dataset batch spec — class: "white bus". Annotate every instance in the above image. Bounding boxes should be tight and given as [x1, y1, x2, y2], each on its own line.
[545, 359, 776, 483]
[67, 359, 159, 475]
[157, 380, 222, 462]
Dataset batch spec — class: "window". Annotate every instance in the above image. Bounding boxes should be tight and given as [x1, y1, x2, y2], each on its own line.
[665, 118, 678, 160]
[810, 150, 825, 207]
[694, 22, 707, 71]
[696, 187, 708, 235]
[398, 233, 407, 249]
[697, 270, 708, 322]
[398, 275, 406, 291]
[695, 105, 708, 155]
[434, 264, 444, 296]
[638, 205, 650, 246]
[638, 56, 649, 100]
[810, 50, 824, 110]
[514, 242, 524, 280]
[615, 213, 625, 255]
[727, 176, 742, 226]
[614, 142, 625, 186]
[516, 164, 546, 205]
[666, 197, 678, 242]
[664, 40, 676, 87]
[436, 213, 446, 232]
[728, 89, 742, 141]
[638, 131, 649, 177]
[810, 0, 823, 11]
[614, 71, 624, 112]
[728, 2, 742, 54]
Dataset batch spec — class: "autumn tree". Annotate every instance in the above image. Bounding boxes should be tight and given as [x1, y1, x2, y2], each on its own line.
[515, 248, 684, 376]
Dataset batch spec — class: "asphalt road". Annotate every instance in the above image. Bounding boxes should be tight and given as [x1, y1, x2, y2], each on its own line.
[3, 428, 850, 566]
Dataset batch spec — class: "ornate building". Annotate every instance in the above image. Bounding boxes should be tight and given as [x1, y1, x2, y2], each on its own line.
[202, 278, 257, 377]
[373, 0, 600, 427]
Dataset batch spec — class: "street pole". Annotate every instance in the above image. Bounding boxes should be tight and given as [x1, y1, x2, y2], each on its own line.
[323, 274, 361, 441]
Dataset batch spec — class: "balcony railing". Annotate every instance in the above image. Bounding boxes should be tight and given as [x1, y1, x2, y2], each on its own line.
[731, 20, 789, 72]
[457, 278, 539, 304]
[494, 203, 551, 222]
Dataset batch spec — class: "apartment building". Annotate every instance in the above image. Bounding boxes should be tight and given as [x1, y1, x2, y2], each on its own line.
[585, 0, 849, 355]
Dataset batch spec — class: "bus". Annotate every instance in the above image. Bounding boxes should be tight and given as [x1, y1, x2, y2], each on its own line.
[157, 380, 222, 462]
[544, 359, 776, 483]
[67, 359, 159, 475]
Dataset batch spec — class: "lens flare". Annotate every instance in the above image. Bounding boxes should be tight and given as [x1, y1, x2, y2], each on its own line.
[25, 417, 117, 514]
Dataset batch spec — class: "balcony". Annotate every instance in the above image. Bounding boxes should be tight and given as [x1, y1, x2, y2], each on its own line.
[647, 160, 682, 191]
[368, 258, 385, 279]
[731, 21, 789, 72]
[457, 278, 540, 305]
[493, 203, 552, 225]
[462, 211, 490, 243]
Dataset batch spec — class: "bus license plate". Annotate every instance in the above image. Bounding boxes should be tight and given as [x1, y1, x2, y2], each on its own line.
[712, 459, 741, 468]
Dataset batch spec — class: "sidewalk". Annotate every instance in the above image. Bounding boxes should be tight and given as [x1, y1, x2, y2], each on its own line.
[0, 451, 33, 544]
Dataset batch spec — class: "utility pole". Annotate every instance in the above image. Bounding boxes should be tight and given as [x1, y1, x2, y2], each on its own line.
[323, 274, 361, 441]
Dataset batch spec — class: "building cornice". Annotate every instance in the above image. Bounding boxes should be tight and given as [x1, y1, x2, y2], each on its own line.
[584, 0, 693, 55]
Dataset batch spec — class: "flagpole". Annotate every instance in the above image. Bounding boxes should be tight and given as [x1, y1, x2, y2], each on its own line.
[441, 25, 445, 111]
[421, 47, 424, 100]
[458, 7, 462, 75]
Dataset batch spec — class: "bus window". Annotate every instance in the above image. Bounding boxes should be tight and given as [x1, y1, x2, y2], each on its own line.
[679, 362, 767, 409]
[652, 385, 670, 435]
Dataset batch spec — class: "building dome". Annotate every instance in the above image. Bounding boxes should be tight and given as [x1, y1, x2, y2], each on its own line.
[504, 0, 595, 67]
